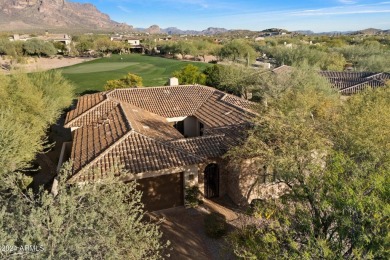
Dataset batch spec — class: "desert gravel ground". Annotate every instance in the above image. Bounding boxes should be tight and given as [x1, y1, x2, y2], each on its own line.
[1, 56, 95, 74]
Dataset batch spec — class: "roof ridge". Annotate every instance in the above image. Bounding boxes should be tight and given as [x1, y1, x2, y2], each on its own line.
[221, 91, 257, 105]
[107, 85, 196, 93]
[338, 80, 373, 92]
[209, 123, 252, 130]
[169, 134, 225, 143]
[216, 91, 257, 115]
[189, 87, 216, 115]
[117, 102, 133, 130]
[365, 72, 383, 79]
[65, 97, 117, 127]
[139, 132, 207, 162]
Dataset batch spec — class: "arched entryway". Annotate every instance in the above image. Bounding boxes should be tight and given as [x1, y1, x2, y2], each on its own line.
[204, 163, 219, 198]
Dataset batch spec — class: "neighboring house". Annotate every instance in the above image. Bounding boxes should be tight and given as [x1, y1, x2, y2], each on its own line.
[110, 35, 123, 41]
[158, 36, 172, 41]
[59, 85, 256, 211]
[37, 34, 72, 45]
[9, 34, 32, 42]
[9, 33, 71, 45]
[127, 39, 140, 46]
[271, 67, 390, 95]
[320, 71, 390, 95]
[110, 35, 142, 52]
[254, 37, 265, 41]
[272, 65, 293, 74]
[126, 38, 142, 53]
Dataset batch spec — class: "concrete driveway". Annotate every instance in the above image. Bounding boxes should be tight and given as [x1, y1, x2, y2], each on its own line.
[148, 206, 236, 260]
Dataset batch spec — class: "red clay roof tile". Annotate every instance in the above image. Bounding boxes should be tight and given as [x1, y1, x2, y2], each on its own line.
[65, 85, 255, 182]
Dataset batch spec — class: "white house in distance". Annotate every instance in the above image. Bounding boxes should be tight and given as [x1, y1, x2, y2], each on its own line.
[10, 32, 71, 45]
[127, 39, 140, 46]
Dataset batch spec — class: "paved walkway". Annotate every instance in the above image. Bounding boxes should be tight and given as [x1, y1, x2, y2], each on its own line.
[148, 202, 238, 260]
[150, 207, 213, 260]
[203, 199, 238, 221]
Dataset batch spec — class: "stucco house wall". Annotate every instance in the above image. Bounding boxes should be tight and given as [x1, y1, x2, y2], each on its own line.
[227, 159, 288, 206]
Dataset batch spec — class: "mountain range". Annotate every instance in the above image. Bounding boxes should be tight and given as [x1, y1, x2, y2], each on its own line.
[0, 0, 388, 36]
[137, 26, 229, 35]
[0, 0, 133, 32]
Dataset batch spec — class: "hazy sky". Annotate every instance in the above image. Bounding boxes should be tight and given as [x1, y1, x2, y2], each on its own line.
[71, 0, 390, 32]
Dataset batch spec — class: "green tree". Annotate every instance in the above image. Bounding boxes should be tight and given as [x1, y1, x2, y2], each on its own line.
[0, 38, 16, 57]
[158, 42, 175, 56]
[0, 71, 74, 175]
[94, 37, 112, 53]
[23, 39, 57, 57]
[336, 42, 390, 71]
[320, 52, 346, 71]
[142, 38, 157, 55]
[204, 64, 225, 88]
[227, 67, 390, 259]
[0, 164, 169, 259]
[104, 73, 143, 90]
[52, 41, 67, 54]
[219, 39, 257, 64]
[172, 64, 206, 85]
[175, 41, 196, 59]
[193, 40, 215, 61]
[75, 38, 94, 54]
[204, 64, 270, 99]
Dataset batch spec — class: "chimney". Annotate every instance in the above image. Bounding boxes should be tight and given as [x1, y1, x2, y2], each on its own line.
[169, 77, 179, 86]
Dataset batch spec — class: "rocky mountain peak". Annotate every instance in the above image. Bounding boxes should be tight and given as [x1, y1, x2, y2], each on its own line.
[0, 0, 133, 32]
[147, 25, 161, 34]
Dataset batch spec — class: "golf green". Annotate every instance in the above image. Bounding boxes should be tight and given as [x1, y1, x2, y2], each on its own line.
[59, 54, 211, 94]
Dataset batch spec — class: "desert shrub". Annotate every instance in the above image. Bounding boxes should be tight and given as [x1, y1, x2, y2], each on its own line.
[104, 73, 143, 90]
[184, 186, 201, 208]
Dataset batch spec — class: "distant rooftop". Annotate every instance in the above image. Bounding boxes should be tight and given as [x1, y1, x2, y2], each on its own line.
[319, 71, 390, 95]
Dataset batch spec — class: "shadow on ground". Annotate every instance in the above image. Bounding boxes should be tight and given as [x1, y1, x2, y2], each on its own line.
[148, 203, 238, 260]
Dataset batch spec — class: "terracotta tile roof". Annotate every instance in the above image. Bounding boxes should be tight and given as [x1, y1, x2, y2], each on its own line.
[120, 102, 183, 141]
[168, 135, 226, 158]
[68, 131, 204, 183]
[325, 78, 368, 90]
[319, 71, 390, 95]
[194, 91, 255, 128]
[65, 92, 106, 125]
[272, 65, 293, 75]
[107, 85, 215, 118]
[221, 93, 256, 111]
[319, 71, 376, 79]
[65, 100, 119, 127]
[65, 85, 256, 183]
[204, 124, 251, 148]
[70, 105, 131, 175]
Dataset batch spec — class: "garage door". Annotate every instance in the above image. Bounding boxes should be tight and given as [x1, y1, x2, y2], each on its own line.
[137, 172, 184, 211]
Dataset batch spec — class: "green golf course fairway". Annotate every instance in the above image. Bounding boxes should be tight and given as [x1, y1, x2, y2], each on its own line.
[59, 54, 212, 94]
